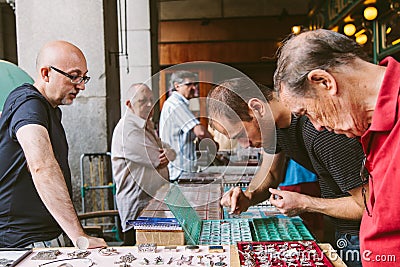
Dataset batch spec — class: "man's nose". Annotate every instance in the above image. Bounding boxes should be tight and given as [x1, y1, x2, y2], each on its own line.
[76, 80, 85, 90]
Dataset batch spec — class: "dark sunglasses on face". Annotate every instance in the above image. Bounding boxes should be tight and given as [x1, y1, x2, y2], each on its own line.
[181, 82, 199, 87]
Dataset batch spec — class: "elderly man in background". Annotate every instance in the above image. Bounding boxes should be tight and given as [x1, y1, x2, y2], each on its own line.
[159, 70, 217, 181]
[274, 28, 400, 266]
[111, 83, 175, 245]
[0, 40, 106, 248]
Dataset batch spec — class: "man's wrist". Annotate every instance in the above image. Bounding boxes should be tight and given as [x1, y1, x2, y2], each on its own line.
[243, 189, 254, 206]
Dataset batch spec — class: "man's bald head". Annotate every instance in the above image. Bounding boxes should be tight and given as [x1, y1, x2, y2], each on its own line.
[36, 40, 86, 72]
[33, 40, 88, 107]
[125, 83, 154, 120]
[125, 83, 151, 103]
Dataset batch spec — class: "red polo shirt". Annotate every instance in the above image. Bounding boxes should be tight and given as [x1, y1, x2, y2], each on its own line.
[360, 57, 400, 266]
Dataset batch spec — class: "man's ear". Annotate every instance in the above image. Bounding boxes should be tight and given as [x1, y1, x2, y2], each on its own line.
[126, 99, 132, 108]
[248, 98, 265, 117]
[173, 81, 180, 91]
[307, 69, 337, 96]
[41, 67, 50, 82]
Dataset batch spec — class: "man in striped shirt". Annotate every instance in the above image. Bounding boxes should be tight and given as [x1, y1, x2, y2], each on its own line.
[159, 71, 217, 181]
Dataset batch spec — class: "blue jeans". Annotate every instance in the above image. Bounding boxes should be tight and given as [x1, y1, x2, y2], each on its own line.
[335, 232, 363, 267]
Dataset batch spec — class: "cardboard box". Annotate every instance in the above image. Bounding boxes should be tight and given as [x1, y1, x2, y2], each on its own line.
[136, 229, 185, 246]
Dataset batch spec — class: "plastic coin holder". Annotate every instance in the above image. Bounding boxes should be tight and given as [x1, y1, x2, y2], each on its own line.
[252, 218, 315, 241]
[199, 219, 252, 245]
[166, 185, 255, 246]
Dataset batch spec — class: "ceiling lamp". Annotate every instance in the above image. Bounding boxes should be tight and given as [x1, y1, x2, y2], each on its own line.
[356, 34, 368, 45]
[364, 6, 378, 20]
[292, 26, 302, 35]
[386, 27, 392, 34]
[331, 26, 339, 32]
[393, 38, 400, 46]
[344, 23, 357, 36]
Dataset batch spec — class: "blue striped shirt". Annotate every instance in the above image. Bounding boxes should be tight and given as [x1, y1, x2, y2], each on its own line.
[159, 92, 199, 180]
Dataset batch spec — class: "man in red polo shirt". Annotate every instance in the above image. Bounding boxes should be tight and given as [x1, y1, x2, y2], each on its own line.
[274, 29, 400, 266]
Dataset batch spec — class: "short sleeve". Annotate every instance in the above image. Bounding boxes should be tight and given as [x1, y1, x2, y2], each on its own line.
[9, 98, 49, 139]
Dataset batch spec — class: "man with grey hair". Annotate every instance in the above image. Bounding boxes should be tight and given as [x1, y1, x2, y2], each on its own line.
[159, 71, 217, 181]
[274, 29, 400, 266]
[111, 83, 175, 245]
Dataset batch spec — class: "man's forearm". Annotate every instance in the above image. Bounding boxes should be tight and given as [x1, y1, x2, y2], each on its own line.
[32, 164, 86, 242]
[303, 195, 364, 220]
[245, 152, 285, 206]
[245, 172, 277, 206]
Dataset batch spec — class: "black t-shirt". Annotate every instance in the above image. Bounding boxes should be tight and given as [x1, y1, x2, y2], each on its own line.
[275, 116, 315, 173]
[275, 116, 365, 235]
[0, 84, 71, 247]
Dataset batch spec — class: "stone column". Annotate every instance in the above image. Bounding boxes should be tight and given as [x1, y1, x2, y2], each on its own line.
[118, 0, 159, 115]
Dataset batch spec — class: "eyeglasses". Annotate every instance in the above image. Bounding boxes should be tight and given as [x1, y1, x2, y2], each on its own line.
[181, 82, 199, 87]
[291, 112, 302, 119]
[291, 109, 307, 119]
[292, 108, 318, 120]
[50, 66, 91, 84]
[360, 156, 372, 217]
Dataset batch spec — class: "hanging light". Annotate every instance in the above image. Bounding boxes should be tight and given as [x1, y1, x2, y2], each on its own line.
[356, 34, 368, 45]
[355, 29, 368, 45]
[344, 23, 357, 36]
[393, 38, 400, 46]
[386, 27, 392, 34]
[331, 25, 339, 32]
[364, 6, 378, 20]
[291, 25, 302, 35]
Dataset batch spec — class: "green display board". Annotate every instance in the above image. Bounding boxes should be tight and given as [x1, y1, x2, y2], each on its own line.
[0, 60, 34, 111]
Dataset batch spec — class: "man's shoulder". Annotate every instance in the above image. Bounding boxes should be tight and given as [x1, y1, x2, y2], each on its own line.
[10, 83, 41, 98]
[302, 119, 362, 155]
[161, 95, 187, 114]
[6, 84, 46, 109]
[1, 84, 49, 121]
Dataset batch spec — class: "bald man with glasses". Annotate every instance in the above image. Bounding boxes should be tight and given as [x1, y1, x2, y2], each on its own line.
[0, 40, 106, 248]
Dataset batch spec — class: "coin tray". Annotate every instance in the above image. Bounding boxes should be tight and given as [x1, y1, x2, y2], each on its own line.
[252, 218, 315, 241]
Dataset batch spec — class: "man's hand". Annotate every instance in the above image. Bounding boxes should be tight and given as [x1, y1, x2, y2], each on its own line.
[73, 235, 107, 249]
[220, 186, 251, 215]
[158, 149, 169, 169]
[269, 188, 308, 217]
[86, 236, 107, 249]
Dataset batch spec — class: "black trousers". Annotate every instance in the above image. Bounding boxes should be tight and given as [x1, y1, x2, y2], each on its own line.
[122, 228, 136, 246]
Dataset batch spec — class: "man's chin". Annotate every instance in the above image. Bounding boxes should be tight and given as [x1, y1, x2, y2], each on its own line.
[61, 99, 74, 106]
